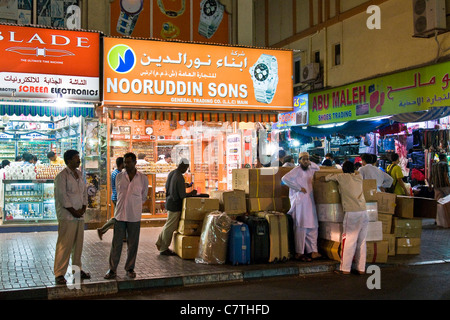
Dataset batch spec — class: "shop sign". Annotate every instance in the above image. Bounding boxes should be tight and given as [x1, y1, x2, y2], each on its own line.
[103, 37, 293, 111]
[309, 61, 450, 126]
[0, 25, 100, 101]
[0, 132, 15, 140]
[19, 131, 54, 140]
[273, 94, 309, 129]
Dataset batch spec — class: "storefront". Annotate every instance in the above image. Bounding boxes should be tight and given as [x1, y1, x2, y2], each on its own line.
[0, 24, 101, 226]
[102, 37, 293, 221]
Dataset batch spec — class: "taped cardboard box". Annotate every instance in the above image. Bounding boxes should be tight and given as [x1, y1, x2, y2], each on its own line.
[318, 239, 341, 262]
[366, 240, 389, 263]
[178, 219, 203, 236]
[395, 196, 414, 219]
[363, 179, 378, 202]
[210, 190, 246, 215]
[231, 167, 292, 198]
[181, 198, 220, 221]
[366, 202, 378, 222]
[383, 233, 396, 256]
[392, 217, 422, 238]
[319, 221, 382, 242]
[375, 192, 397, 214]
[366, 221, 383, 241]
[247, 197, 284, 213]
[172, 232, 200, 260]
[313, 180, 341, 204]
[396, 237, 421, 255]
[317, 203, 344, 222]
[377, 212, 393, 234]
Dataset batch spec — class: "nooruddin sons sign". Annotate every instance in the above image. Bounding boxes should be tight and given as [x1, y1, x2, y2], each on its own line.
[103, 37, 293, 112]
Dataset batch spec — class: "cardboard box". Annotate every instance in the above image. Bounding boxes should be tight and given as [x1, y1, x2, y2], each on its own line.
[318, 239, 341, 262]
[313, 180, 341, 204]
[395, 196, 414, 219]
[232, 167, 293, 198]
[181, 198, 220, 220]
[366, 202, 378, 222]
[396, 237, 421, 255]
[178, 219, 203, 236]
[383, 233, 396, 256]
[314, 168, 343, 181]
[363, 179, 378, 202]
[392, 217, 422, 238]
[375, 192, 397, 214]
[413, 197, 437, 219]
[172, 232, 200, 260]
[319, 222, 343, 242]
[317, 203, 344, 222]
[367, 221, 383, 241]
[378, 213, 393, 234]
[366, 240, 389, 263]
[210, 190, 247, 215]
[247, 197, 283, 213]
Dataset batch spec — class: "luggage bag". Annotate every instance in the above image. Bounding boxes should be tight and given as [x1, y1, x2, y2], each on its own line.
[256, 212, 290, 262]
[237, 215, 270, 264]
[227, 221, 251, 265]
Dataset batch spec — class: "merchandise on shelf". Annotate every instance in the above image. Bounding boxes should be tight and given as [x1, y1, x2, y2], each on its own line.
[136, 162, 176, 175]
[35, 165, 65, 180]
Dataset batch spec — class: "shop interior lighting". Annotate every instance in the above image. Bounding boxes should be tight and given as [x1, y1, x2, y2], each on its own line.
[315, 122, 347, 129]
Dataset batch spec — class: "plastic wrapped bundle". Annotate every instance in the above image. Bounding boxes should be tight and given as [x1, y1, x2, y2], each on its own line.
[195, 211, 232, 265]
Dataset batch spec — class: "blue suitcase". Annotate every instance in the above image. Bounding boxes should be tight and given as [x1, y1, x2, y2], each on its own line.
[228, 221, 251, 265]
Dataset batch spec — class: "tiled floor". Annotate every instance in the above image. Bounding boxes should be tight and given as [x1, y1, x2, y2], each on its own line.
[0, 221, 448, 297]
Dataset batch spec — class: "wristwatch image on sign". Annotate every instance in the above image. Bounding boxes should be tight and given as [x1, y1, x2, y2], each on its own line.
[249, 54, 279, 104]
[198, 0, 224, 39]
[116, 0, 144, 36]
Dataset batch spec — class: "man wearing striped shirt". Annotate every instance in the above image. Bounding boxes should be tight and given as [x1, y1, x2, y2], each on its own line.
[97, 157, 124, 240]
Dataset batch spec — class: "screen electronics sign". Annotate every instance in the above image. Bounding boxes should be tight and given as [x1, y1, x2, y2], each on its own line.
[103, 37, 293, 111]
[0, 24, 100, 101]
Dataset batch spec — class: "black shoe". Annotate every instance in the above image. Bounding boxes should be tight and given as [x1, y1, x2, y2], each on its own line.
[97, 228, 103, 240]
[55, 275, 67, 285]
[127, 269, 136, 278]
[80, 270, 91, 279]
[104, 270, 117, 280]
[160, 249, 177, 256]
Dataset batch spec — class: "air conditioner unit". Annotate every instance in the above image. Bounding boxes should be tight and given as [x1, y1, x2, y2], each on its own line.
[301, 63, 320, 83]
[413, 0, 446, 38]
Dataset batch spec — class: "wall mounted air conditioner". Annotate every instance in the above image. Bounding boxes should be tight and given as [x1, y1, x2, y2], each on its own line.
[413, 0, 447, 38]
[301, 63, 320, 83]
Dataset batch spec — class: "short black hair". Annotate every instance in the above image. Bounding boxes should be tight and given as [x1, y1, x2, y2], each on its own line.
[124, 152, 137, 162]
[361, 153, 372, 164]
[439, 154, 447, 161]
[47, 151, 56, 159]
[391, 153, 399, 162]
[116, 157, 124, 167]
[370, 154, 378, 164]
[342, 160, 355, 173]
[63, 150, 79, 164]
[23, 152, 33, 162]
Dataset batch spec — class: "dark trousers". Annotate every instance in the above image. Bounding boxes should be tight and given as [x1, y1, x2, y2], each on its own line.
[109, 220, 140, 272]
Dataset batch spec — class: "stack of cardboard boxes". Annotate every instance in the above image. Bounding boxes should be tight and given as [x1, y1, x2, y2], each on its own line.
[316, 169, 385, 263]
[231, 167, 292, 213]
[172, 197, 220, 259]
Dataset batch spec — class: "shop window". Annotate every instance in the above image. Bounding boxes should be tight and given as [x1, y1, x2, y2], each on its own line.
[333, 43, 341, 66]
[0, 0, 82, 28]
[314, 51, 320, 64]
[294, 56, 302, 85]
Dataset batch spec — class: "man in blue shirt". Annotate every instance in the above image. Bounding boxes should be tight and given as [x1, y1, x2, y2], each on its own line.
[97, 157, 124, 240]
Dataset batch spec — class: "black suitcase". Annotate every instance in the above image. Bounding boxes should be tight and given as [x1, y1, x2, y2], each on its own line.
[285, 213, 296, 259]
[237, 215, 270, 264]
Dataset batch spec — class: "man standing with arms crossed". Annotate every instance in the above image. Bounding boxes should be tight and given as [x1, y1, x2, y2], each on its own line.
[104, 152, 148, 279]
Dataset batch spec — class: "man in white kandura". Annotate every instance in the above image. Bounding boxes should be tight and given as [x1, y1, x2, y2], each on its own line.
[281, 152, 322, 262]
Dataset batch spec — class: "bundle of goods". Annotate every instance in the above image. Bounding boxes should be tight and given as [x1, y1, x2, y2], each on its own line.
[195, 211, 232, 265]
[173, 197, 219, 260]
[232, 167, 292, 214]
[210, 190, 247, 217]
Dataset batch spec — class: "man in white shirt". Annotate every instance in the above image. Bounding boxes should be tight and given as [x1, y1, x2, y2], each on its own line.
[54, 150, 90, 285]
[358, 153, 393, 192]
[281, 152, 321, 262]
[105, 152, 148, 280]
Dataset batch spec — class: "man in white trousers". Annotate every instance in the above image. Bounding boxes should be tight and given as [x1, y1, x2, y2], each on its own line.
[322, 160, 368, 275]
[281, 152, 321, 262]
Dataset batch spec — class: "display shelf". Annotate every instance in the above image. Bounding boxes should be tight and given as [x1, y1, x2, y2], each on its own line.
[3, 180, 56, 223]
